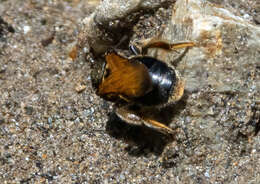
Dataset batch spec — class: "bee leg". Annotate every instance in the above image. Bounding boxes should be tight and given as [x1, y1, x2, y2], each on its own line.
[118, 95, 131, 103]
[115, 105, 144, 126]
[141, 118, 175, 135]
[115, 105, 175, 134]
[131, 38, 195, 55]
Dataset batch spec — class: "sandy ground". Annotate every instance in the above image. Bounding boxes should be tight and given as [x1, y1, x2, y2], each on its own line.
[0, 0, 259, 183]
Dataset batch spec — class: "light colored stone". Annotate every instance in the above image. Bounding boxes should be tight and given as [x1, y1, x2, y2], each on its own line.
[156, 0, 260, 93]
[78, 0, 172, 54]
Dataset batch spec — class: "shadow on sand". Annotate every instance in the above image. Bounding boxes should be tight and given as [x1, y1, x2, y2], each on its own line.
[105, 94, 188, 156]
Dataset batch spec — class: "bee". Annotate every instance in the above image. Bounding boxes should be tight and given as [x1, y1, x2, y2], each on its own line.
[96, 38, 195, 134]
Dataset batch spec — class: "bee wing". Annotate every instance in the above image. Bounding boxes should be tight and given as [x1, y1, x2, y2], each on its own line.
[97, 53, 152, 101]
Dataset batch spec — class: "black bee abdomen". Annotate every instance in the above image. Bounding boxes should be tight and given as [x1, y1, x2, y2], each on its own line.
[135, 56, 176, 106]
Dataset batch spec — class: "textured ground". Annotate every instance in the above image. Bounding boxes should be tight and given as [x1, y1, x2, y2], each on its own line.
[0, 0, 259, 183]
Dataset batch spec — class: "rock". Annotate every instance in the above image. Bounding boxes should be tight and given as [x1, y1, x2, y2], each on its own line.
[160, 0, 260, 94]
[76, 0, 174, 54]
[254, 14, 260, 24]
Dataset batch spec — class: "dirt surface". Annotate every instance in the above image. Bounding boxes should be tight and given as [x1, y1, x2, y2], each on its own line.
[0, 0, 259, 183]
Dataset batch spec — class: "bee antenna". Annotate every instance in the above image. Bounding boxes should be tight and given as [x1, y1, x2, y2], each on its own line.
[114, 35, 128, 48]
